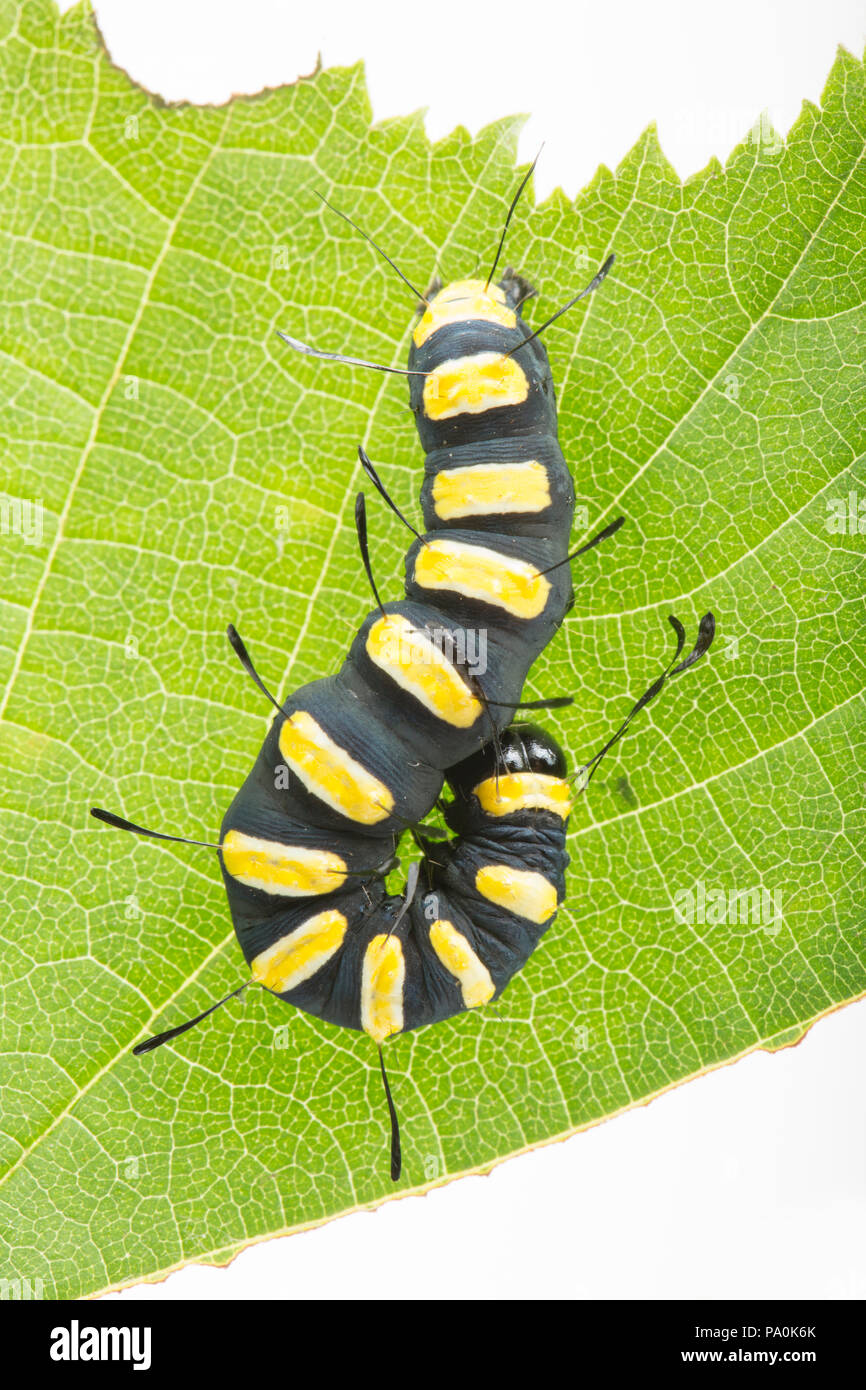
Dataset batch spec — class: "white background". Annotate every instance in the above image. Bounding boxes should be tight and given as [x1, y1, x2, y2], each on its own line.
[55, 0, 866, 1299]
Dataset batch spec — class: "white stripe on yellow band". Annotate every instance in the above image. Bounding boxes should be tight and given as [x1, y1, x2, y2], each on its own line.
[413, 279, 516, 348]
[429, 918, 495, 1008]
[361, 934, 405, 1043]
[423, 352, 528, 421]
[431, 460, 550, 520]
[365, 613, 482, 729]
[412, 537, 550, 619]
[472, 773, 572, 819]
[251, 910, 348, 993]
[278, 710, 394, 824]
[222, 829, 347, 895]
[475, 864, 559, 925]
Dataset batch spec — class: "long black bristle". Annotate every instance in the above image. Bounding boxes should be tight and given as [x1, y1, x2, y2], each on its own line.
[355, 493, 387, 617]
[357, 446, 424, 542]
[90, 807, 219, 849]
[227, 623, 287, 717]
[378, 1045, 402, 1182]
[507, 251, 615, 356]
[485, 147, 543, 292]
[132, 983, 249, 1055]
[539, 514, 626, 577]
[574, 612, 716, 788]
[316, 190, 429, 305]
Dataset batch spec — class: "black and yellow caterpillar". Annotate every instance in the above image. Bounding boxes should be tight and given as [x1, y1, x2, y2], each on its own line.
[93, 167, 714, 1179]
[220, 268, 580, 1034]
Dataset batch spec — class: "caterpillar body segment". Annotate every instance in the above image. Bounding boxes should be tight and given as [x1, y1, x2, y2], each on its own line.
[409, 278, 561, 451]
[403, 530, 570, 646]
[225, 724, 571, 1041]
[420, 435, 572, 537]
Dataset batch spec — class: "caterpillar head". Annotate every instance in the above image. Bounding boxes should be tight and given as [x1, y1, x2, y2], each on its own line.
[444, 722, 569, 827]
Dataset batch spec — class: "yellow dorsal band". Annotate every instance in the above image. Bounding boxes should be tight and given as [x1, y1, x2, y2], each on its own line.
[366, 613, 482, 729]
[413, 279, 516, 348]
[251, 910, 348, 993]
[412, 537, 550, 619]
[429, 918, 495, 1008]
[423, 352, 528, 421]
[221, 829, 347, 895]
[278, 711, 394, 825]
[431, 460, 550, 520]
[472, 773, 572, 819]
[361, 934, 405, 1043]
[475, 864, 559, 925]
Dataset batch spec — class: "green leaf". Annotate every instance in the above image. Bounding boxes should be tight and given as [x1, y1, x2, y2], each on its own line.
[1, 0, 864, 1298]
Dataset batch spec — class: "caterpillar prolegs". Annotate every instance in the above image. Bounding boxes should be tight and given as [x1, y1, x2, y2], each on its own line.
[93, 164, 715, 1180]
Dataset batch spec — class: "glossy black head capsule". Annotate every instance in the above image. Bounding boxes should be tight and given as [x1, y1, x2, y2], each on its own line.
[449, 722, 567, 794]
[443, 723, 570, 837]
